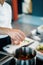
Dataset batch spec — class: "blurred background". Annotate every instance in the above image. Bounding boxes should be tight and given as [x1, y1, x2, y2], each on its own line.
[5, 0, 43, 36]
[6, 0, 43, 16]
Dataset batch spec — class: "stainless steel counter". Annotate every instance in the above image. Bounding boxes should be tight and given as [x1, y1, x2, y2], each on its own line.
[12, 14, 43, 36]
[12, 22, 38, 36]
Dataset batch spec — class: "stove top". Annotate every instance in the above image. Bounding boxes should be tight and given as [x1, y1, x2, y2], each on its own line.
[3, 58, 43, 65]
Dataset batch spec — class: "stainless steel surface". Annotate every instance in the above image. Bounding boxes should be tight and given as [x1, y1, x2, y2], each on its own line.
[14, 47, 36, 65]
[0, 51, 13, 65]
[0, 56, 13, 65]
[12, 22, 38, 36]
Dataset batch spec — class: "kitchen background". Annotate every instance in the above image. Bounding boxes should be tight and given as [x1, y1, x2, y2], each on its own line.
[6, 0, 43, 15]
[5, 0, 43, 26]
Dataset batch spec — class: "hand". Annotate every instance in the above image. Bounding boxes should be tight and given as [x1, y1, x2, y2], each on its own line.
[8, 29, 25, 45]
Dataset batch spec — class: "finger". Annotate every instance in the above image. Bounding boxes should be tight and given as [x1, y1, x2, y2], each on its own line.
[12, 32, 23, 41]
[11, 38, 14, 45]
[19, 30, 25, 37]
[14, 33, 23, 41]
[16, 32, 25, 41]
[15, 34, 21, 41]
[16, 30, 25, 38]
[11, 36, 21, 45]
[13, 40, 20, 45]
[18, 30, 25, 40]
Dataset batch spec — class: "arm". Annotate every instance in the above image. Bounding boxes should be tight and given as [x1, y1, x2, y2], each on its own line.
[0, 27, 25, 45]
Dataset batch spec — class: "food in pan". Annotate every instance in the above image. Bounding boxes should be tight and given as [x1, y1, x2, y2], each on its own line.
[23, 39, 30, 43]
[36, 44, 43, 53]
[18, 54, 35, 60]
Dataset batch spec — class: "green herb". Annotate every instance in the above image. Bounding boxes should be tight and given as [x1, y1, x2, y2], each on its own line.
[24, 40, 29, 42]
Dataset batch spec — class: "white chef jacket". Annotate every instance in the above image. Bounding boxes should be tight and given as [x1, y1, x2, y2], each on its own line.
[0, 2, 12, 38]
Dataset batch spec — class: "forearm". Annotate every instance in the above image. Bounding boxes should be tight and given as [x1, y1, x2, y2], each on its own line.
[0, 27, 25, 45]
[0, 27, 11, 35]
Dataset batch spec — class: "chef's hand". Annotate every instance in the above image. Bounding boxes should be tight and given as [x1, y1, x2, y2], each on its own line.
[8, 29, 25, 45]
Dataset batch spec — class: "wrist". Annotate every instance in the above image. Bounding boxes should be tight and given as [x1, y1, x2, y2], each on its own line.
[6, 28, 12, 35]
